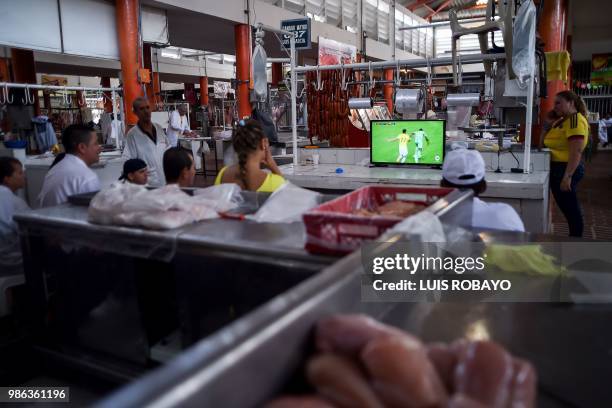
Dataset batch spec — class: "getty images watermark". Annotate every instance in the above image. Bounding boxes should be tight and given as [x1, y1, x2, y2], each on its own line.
[360, 241, 612, 303]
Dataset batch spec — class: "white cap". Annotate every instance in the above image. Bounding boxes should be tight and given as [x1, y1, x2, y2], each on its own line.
[442, 148, 485, 185]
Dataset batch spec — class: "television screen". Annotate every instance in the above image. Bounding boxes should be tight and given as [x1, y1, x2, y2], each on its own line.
[370, 120, 446, 166]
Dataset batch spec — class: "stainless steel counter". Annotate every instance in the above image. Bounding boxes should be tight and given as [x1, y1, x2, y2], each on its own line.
[97, 230, 610, 408]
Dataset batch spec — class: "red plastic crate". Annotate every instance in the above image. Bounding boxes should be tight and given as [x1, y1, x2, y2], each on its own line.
[303, 185, 455, 255]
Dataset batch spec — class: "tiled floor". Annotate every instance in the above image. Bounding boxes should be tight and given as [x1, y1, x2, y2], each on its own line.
[551, 148, 612, 239]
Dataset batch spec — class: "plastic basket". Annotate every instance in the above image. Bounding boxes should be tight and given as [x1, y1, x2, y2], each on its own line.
[303, 185, 455, 255]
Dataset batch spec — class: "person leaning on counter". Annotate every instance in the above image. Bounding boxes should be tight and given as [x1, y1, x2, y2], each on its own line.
[38, 124, 101, 208]
[214, 119, 285, 193]
[122, 97, 170, 187]
[166, 105, 198, 147]
[543, 91, 589, 237]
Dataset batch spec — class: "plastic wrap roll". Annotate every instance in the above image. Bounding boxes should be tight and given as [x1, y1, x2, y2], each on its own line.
[395, 88, 424, 114]
[446, 93, 481, 107]
[348, 97, 373, 109]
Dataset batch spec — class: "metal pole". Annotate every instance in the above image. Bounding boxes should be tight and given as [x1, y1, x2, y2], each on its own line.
[290, 33, 298, 167]
[524, 66, 535, 174]
[0, 82, 120, 92]
[398, 18, 487, 30]
[111, 88, 120, 149]
[267, 58, 291, 63]
[294, 52, 504, 73]
[390, 0, 396, 60]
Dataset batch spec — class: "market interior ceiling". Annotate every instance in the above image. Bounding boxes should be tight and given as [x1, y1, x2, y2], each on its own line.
[144, 0, 319, 60]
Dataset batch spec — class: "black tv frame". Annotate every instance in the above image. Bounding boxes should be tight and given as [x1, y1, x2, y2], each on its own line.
[369, 119, 446, 167]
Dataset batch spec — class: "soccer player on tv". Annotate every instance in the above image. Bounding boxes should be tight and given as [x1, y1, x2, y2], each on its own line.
[412, 128, 430, 163]
[387, 129, 411, 163]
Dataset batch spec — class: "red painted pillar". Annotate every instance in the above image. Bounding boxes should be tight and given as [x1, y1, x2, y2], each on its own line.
[384, 68, 394, 114]
[537, 0, 569, 145]
[101, 76, 113, 113]
[199, 76, 209, 107]
[115, 0, 142, 126]
[11, 48, 40, 115]
[235, 24, 252, 119]
[271, 62, 283, 86]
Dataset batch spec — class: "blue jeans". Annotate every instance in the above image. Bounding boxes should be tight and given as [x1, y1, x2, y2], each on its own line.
[550, 161, 585, 237]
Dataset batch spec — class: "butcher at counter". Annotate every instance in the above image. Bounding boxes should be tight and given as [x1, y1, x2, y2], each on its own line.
[122, 97, 170, 187]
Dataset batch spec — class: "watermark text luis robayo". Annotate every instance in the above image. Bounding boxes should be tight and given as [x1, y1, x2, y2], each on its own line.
[370, 253, 511, 292]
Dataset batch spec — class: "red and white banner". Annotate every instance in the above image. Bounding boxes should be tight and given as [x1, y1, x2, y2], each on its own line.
[317, 36, 357, 66]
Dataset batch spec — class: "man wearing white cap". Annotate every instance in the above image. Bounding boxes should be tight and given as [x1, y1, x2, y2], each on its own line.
[441, 149, 525, 232]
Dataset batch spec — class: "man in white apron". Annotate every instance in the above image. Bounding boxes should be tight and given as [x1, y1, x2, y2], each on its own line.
[122, 97, 170, 187]
[167, 105, 197, 147]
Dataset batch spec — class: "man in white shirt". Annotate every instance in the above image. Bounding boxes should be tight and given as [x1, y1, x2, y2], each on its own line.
[441, 148, 525, 232]
[166, 105, 197, 147]
[38, 125, 102, 208]
[0, 157, 30, 274]
[122, 97, 170, 186]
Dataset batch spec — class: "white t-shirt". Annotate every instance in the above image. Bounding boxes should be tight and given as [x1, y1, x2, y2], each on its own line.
[0, 185, 30, 272]
[38, 154, 101, 208]
[122, 123, 170, 187]
[472, 197, 525, 232]
[166, 110, 190, 147]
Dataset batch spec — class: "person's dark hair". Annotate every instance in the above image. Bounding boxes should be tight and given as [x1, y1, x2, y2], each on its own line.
[419, 128, 423, 131]
[556, 90, 588, 118]
[163, 147, 193, 183]
[232, 120, 267, 190]
[132, 96, 148, 111]
[402, 129, 407, 133]
[62, 124, 95, 155]
[440, 178, 487, 197]
[120, 158, 147, 181]
[0, 157, 21, 184]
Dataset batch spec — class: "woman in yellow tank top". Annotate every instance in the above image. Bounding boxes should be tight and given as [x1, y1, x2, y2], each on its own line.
[214, 119, 286, 193]
[543, 91, 589, 237]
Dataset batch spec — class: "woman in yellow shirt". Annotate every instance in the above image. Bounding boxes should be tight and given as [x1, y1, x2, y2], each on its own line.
[543, 90, 589, 237]
[214, 119, 286, 193]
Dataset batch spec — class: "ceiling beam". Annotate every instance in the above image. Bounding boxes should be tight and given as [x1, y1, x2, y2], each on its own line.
[408, 0, 434, 12]
[423, 4, 435, 14]
[425, 0, 452, 20]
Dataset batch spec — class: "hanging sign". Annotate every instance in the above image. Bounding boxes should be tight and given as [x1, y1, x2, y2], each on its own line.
[318, 36, 357, 66]
[214, 81, 231, 98]
[280, 18, 311, 50]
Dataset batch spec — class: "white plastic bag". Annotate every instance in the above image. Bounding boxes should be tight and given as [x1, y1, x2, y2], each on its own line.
[193, 184, 243, 212]
[512, 0, 537, 88]
[89, 183, 226, 229]
[248, 183, 320, 223]
[88, 182, 148, 225]
[253, 43, 268, 99]
[389, 210, 446, 243]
